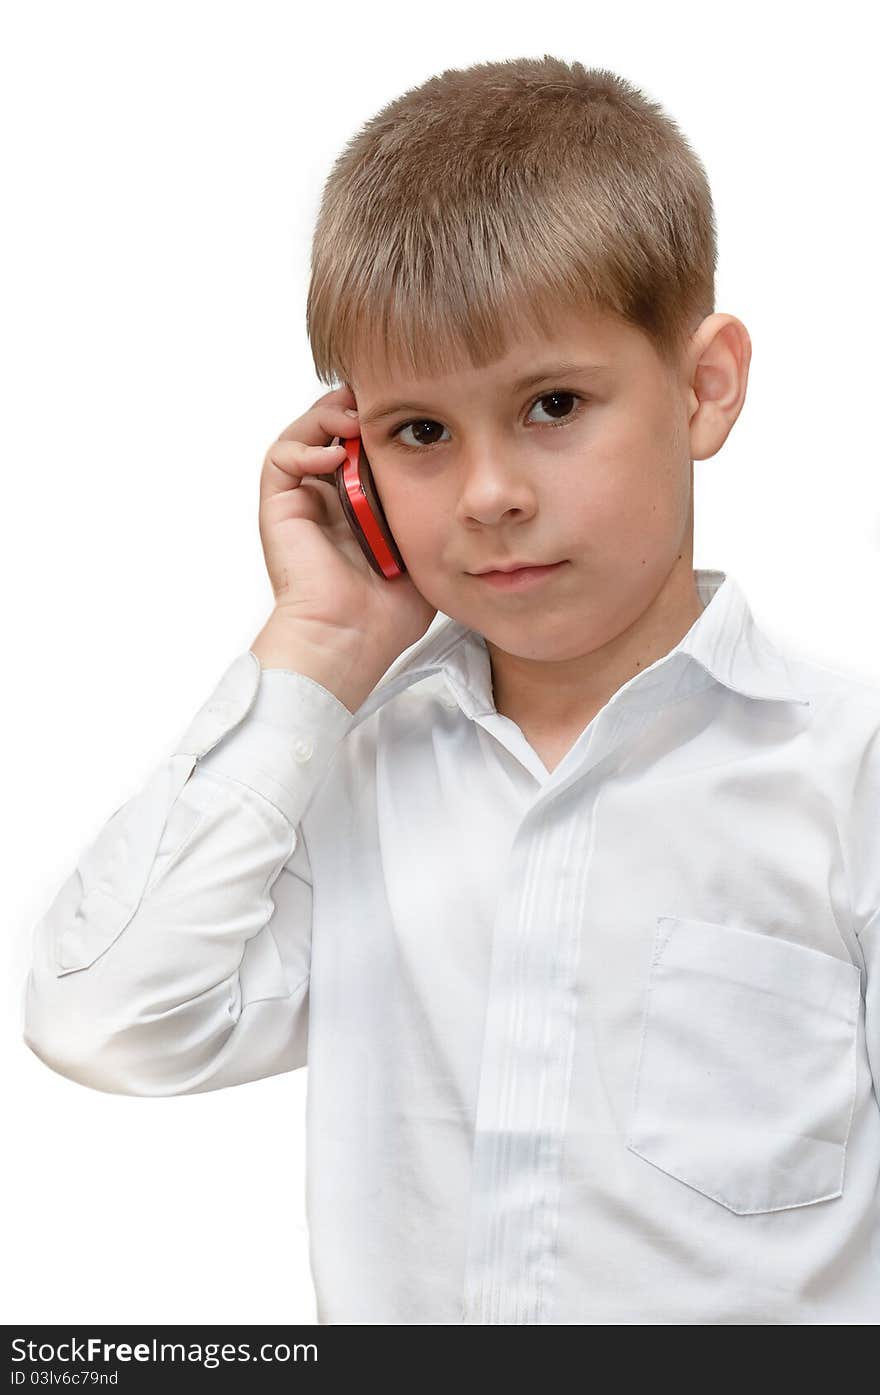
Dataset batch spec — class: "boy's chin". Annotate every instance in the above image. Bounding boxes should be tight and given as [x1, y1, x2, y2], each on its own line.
[474, 615, 605, 663]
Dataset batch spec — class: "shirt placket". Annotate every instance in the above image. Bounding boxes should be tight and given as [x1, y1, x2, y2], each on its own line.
[459, 686, 679, 1324]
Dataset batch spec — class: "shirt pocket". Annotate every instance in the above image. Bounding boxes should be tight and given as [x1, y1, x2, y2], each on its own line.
[625, 914, 862, 1215]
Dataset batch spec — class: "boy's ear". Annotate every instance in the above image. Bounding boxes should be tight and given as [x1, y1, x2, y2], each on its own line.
[687, 313, 752, 462]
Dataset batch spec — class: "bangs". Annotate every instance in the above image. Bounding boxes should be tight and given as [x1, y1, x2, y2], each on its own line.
[325, 264, 613, 390]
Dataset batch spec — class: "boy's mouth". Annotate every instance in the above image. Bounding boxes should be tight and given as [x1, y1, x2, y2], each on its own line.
[470, 560, 568, 589]
[470, 557, 566, 574]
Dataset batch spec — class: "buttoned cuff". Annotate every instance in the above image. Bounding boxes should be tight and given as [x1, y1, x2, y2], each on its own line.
[172, 651, 356, 825]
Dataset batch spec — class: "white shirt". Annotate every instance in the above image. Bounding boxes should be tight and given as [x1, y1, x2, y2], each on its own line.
[22, 568, 880, 1324]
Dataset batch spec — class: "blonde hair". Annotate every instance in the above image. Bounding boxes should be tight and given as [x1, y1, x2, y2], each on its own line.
[306, 55, 717, 387]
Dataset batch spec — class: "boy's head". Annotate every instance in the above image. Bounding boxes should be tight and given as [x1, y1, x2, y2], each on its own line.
[306, 57, 750, 711]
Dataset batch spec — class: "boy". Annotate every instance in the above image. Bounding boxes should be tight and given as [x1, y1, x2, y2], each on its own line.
[22, 56, 880, 1324]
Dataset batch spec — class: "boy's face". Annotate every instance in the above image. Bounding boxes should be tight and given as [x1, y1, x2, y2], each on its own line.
[349, 306, 748, 724]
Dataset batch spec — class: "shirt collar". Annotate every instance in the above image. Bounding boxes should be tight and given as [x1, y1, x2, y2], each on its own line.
[347, 568, 811, 733]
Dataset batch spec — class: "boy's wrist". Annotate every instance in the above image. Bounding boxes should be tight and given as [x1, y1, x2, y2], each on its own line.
[250, 610, 388, 714]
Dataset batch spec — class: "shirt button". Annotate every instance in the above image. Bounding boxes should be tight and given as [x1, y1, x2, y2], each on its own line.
[292, 737, 314, 762]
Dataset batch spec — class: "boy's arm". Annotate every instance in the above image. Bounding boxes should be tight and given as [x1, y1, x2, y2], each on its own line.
[21, 651, 357, 1097]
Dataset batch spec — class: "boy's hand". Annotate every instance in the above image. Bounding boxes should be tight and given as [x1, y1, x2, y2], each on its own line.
[255, 384, 437, 677]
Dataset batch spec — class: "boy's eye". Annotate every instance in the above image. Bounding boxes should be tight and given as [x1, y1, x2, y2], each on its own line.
[389, 390, 585, 451]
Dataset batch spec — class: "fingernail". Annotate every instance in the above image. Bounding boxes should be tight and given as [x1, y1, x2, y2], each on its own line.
[345, 407, 359, 417]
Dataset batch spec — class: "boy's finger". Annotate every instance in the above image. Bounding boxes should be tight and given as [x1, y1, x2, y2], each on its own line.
[275, 397, 360, 449]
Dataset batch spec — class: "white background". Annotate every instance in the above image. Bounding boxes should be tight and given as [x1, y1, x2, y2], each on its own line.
[3, 0, 877, 1325]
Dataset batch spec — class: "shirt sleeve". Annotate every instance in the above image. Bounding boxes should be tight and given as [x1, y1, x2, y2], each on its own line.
[839, 709, 880, 1097]
[21, 651, 357, 1097]
[858, 909, 880, 1094]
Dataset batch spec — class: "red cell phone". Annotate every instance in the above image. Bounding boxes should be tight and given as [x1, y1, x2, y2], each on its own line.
[330, 433, 407, 579]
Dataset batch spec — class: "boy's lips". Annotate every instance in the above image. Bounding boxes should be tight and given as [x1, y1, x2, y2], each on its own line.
[469, 558, 565, 574]
[470, 560, 568, 589]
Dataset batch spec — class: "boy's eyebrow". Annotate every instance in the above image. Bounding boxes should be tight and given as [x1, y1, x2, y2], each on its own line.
[358, 361, 611, 426]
